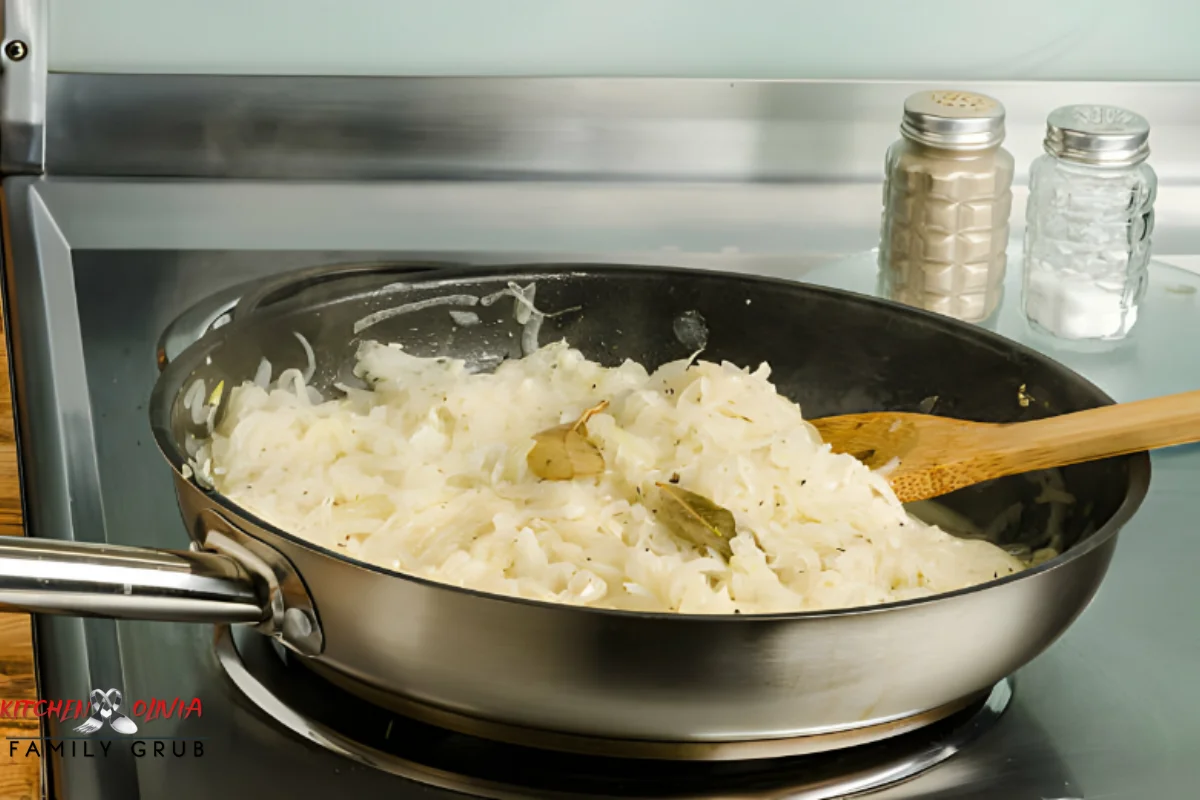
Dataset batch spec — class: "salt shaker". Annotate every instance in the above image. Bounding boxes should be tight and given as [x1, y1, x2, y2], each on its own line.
[1022, 105, 1156, 342]
[878, 90, 1014, 324]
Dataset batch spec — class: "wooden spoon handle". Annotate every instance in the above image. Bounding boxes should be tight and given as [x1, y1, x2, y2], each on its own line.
[986, 388, 1200, 473]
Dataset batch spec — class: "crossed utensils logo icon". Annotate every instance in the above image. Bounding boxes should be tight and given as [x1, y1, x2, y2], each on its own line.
[74, 689, 139, 735]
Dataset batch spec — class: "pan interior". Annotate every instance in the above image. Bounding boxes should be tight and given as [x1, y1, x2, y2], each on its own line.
[153, 265, 1140, 580]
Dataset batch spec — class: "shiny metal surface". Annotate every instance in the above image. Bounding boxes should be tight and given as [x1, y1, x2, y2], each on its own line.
[137, 260, 1138, 743]
[0, 0, 46, 173]
[0, 491, 326, 644]
[899, 90, 1007, 150]
[201, 527, 1084, 741]
[0, 536, 264, 622]
[7, 75, 1200, 796]
[39, 75, 1200, 182]
[216, 624, 1014, 797]
[302, 655, 989, 761]
[0, 184, 1146, 745]
[1044, 105, 1152, 167]
[154, 280, 242, 368]
[194, 508, 325, 656]
[0, 246, 1125, 747]
[5, 176, 1200, 798]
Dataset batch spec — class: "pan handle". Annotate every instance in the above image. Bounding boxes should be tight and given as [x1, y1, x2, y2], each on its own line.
[0, 536, 267, 624]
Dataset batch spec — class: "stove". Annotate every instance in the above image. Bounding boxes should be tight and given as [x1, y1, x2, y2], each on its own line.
[4, 73, 1200, 799]
[215, 624, 1013, 799]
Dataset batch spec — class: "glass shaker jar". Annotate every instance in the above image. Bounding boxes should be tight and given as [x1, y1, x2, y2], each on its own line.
[878, 90, 1014, 324]
[1022, 105, 1156, 342]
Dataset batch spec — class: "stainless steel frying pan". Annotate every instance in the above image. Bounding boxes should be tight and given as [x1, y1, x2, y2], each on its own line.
[0, 262, 1149, 749]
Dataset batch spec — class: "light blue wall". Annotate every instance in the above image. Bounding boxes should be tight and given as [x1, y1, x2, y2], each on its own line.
[48, 0, 1200, 79]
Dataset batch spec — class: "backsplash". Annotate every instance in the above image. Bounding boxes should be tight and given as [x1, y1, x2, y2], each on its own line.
[50, 0, 1200, 78]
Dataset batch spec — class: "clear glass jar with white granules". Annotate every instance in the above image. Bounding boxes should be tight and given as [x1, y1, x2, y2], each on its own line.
[878, 90, 1014, 324]
[1022, 105, 1156, 342]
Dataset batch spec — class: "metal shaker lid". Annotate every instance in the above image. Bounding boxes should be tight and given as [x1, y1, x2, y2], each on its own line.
[1043, 105, 1150, 167]
[900, 90, 1006, 150]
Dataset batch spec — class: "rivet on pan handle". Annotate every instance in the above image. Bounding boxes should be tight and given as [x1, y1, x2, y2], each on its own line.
[198, 509, 325, 657]
[0, 523, 324, 657]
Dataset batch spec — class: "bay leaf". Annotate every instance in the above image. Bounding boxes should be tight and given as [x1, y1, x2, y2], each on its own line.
[527, 401, 610, 480]
[656, 483, 737, 560]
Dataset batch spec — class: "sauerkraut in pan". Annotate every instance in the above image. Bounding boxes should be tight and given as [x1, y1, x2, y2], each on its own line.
[196, 338, 1054, 615]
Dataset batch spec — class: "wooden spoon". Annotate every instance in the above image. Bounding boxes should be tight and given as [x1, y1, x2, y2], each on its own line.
[810, 389, 1200, 503]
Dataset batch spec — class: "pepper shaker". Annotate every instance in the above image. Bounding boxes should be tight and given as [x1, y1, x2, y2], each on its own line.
[878, 91, 1014, 324]
[1022, 105, 1156, 342]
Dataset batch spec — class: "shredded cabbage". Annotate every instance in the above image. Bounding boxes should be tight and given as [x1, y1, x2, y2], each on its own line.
[202, 341, 1030, 614]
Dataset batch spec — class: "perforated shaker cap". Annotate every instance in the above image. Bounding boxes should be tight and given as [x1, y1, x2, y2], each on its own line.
[899, 90, 1007, 151]
[1044, 105, 1151, 167]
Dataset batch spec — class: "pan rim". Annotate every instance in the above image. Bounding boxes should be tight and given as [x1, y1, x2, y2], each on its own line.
[149, 262, 1151, 623]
